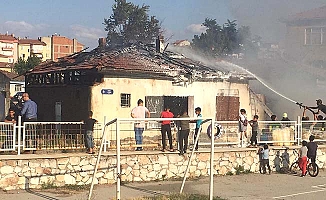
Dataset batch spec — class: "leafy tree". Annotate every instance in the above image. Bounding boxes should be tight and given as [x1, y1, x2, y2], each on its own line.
[103, 0, 161, 46]
[14, 56, 41, 75]
[192, 18, 259, 57]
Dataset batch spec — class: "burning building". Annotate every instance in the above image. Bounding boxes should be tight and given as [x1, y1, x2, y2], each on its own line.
[24, 39, 270, 123]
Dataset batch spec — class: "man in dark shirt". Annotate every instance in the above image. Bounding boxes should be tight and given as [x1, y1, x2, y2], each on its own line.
[4, 109, 16, 124]
[83, 111, 98, 154]
[308, 99, 326, 116]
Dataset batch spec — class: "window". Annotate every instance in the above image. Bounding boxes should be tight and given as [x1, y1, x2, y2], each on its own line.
[15, 85, 22, 92]
[305, 27, 324, 45]
[120, 93, 131, 107]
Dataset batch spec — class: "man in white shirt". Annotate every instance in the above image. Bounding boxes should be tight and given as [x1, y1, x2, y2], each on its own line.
[131, 99, 150, 151]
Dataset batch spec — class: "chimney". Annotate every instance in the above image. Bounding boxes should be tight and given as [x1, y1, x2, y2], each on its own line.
[98, 38, 106, 48]
[73, 38, 77, 53]
[156, 35, 164, 53]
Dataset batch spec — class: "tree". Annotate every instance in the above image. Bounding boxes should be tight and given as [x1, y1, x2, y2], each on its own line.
[191, 18, 258, 57]
[14, 56, 41, 75]
[103, 0, 161, 46]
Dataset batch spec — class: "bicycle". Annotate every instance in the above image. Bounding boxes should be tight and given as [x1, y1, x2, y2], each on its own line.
[289, 149, 319, 177]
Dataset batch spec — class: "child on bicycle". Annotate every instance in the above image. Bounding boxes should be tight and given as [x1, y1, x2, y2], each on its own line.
[307, 135, 318, 163]
[299, 140, 308, 177]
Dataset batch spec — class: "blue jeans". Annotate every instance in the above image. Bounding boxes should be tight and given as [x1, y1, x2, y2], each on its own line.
[134, 127, 144, 148]
[85, 130, 94, 149]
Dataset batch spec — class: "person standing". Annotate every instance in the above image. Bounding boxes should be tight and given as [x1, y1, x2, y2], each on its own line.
[193, 107, 202, 151]
[83, 111, 98, 154]
[178, 110, 190, 155]
[160, 107, 174, 152]
[307, 135, 318, 163]
[299, 140, 308, 177]
[21, 92, 37, 121]
[131, 99, 150, 151]
[261, 144, 271, 174]
[249, 115, 259, 147]
[238, 109, 248, 146]
[21, 92, 38, 151]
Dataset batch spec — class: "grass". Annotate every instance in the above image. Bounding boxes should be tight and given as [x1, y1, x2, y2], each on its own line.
[41, 180, 90, 191]
[225, 165, 252, 176]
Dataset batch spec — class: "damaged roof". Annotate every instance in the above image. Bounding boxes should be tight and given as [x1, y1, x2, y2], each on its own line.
[27, 42, 252, 84]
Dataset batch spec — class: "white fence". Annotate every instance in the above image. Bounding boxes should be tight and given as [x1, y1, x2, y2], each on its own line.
[1, 117, 325, 155]
[0, 122, 16, 151]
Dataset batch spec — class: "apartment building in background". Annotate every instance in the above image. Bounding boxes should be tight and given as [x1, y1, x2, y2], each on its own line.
[18, 39, 47, 61]
[284, 5, 326, 67]
[40, 35, 84, 61]
[0, 34, 18, 72]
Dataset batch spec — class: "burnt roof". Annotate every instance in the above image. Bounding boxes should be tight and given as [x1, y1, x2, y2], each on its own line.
[27, 42, 252, 83]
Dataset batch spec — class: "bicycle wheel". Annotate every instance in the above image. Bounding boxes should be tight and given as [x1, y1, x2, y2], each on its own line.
[290, 161, 300, 174]
[308, 163, 319, 177]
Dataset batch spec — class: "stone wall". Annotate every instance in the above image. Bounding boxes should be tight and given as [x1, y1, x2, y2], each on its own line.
[1, 146, 326, 190]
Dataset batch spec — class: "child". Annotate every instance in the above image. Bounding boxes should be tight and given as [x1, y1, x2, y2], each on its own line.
[257, 146, 264, 174]
[83, 111, 98, 154]
[274, 151, 281, 172]
[193, 107, 202, 151]
[299, 140, 308, 177]
[249, 115, 259, 147]
[238, 109, 248, 147]
[307, 135, 318, 163]
[261, 144, 271, 174]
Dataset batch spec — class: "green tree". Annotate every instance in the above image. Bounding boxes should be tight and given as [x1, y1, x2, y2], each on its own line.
[191, 18, 258, 57]
[103, 0, 161, 46]
[14, 56, 41, 75]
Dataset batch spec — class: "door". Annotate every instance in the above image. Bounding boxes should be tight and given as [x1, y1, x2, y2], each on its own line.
[216, 96, 240, 121]
[163, 96, 188, 117]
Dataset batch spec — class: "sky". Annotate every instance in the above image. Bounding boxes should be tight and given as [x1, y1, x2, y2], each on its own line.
[0, 0, 325, 50]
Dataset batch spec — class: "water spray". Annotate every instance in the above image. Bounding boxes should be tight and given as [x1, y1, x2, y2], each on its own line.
[221, 61, 298, 104]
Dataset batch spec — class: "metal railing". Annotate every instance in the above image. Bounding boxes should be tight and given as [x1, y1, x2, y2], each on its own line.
[1, 117, 325, 155]
[23, 122, 84, 150]
[301, 120, 326, 143]
[254, 120, 297, 145]
[0, 122, 16, 151]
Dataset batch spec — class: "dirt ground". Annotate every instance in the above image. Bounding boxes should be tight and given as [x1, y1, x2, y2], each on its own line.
[1, 170, 326, 200]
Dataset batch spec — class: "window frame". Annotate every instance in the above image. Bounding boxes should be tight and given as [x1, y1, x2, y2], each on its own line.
[120, 93, 131, 108]
[305, 27, 324, 45]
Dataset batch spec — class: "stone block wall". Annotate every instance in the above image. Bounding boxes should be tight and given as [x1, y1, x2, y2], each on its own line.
[1, 146, 326, 190]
